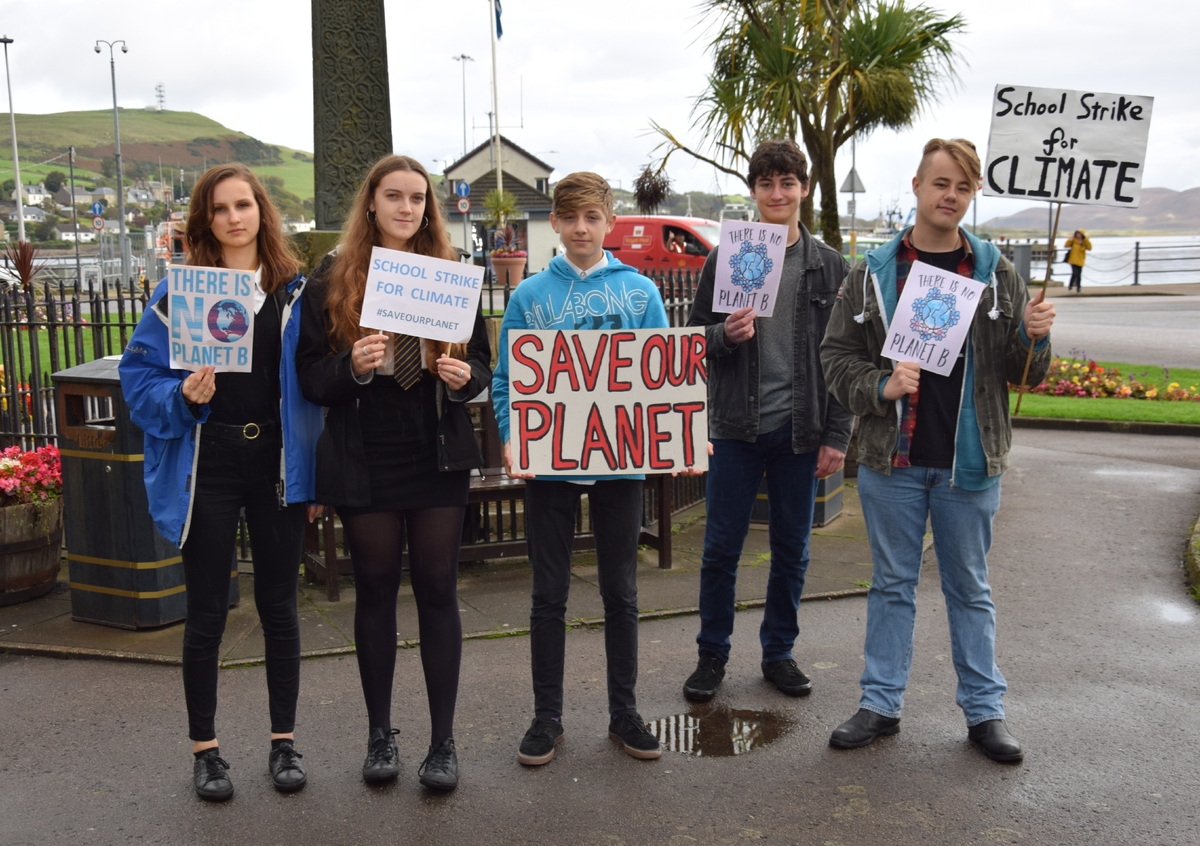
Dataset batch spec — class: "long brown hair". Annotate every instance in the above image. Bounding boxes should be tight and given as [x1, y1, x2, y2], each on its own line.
[325, 155, 455, 351]
[185, 163, 300, 294]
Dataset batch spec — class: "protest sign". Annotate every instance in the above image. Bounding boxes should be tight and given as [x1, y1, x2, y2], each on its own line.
[883, 261, 986, 377]
[359, 246, 485, 343]
[711, 220, 789, 316]
[508, 328, 709, 476]
[983, 84, 1154, 208]
[166, 264, 255, 373]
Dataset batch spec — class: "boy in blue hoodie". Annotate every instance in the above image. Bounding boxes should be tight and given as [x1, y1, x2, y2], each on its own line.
[820, 138, 1056, 763]
[492, 172, 670, 765]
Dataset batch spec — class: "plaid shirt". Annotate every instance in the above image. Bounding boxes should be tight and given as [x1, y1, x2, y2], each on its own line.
[892, 228, 976, 468]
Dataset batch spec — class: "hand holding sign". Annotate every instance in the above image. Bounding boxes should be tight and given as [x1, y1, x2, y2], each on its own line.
[723, 306, 756, 345]
[181, 366, 216, 404]
[1023, 289, 1056, 340]
[712, 221, 789, 316]
[884, 261, 986, 377]
[882, 361, 921, 401]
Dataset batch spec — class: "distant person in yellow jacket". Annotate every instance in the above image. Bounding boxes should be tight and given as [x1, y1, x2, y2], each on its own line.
[1064, 229, 1092, 292]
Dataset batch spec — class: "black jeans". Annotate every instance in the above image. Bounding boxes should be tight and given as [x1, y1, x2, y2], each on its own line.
[1069, 264, 1083, 290]
[181, 431, 305, 742]
[524, 478, 643, 720]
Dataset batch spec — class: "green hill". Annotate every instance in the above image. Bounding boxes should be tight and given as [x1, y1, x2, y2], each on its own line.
[0, 109, 314, 202]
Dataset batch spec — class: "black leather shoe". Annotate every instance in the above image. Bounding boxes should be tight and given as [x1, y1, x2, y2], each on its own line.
[363, 728, 400, 783]
[683, 652, 726, 702]
[193, 749, 233, 802]
[968, 719, 1024, 763]
[418, 738, 458, 790]
[829, 709, 901, 749]
[761, 659, 813, 696]
[269, 740, 307, 792]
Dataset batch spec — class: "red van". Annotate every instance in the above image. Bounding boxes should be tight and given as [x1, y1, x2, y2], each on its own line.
[605, 216, 721, 274]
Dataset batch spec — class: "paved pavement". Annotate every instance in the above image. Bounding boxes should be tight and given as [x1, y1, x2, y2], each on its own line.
[3, 427, 1200, 845]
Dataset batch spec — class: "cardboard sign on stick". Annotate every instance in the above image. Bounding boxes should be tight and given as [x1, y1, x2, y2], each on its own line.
[711, 220, 789, 316]
[167, 265, 255, 373]
[359, 246, 484, 343]
[508, 328, 709, 476]
[983, 84, 1154, 208]
[884, 261, 986, 377]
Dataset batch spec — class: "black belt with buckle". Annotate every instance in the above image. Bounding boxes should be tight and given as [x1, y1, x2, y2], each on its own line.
[202, 420, 280, 443]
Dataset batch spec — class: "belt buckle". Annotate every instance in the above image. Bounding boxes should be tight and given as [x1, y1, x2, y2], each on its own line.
[242, 422, 261, 441]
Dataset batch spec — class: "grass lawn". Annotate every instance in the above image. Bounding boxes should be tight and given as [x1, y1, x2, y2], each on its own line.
[1010, 393, 1200, 424]
[1092, 361, 1200, 391]
[2, 313, 139, 382]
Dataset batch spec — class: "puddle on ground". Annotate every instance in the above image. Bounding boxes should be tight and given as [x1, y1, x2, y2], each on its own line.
[646, 705, 793, 757]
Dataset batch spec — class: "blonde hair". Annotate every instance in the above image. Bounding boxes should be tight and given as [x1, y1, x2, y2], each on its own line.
[551, 172, 614, 218]
[917, 138, 981, 187]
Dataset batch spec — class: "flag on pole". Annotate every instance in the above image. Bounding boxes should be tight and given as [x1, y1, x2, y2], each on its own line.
[494, 0, 503, 38]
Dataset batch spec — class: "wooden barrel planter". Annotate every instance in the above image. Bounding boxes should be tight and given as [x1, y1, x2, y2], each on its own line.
[0, 498, 64, 606]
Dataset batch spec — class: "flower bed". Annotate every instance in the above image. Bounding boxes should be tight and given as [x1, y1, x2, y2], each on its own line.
[1018, 356, 1199, 402]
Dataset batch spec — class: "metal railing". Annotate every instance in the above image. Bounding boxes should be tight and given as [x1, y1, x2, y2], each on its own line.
[0, 276, 152, 449]
[1004, 240, 1200, 287]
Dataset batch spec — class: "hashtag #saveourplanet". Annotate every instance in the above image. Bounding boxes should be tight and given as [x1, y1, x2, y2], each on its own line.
[207, 300, 250, 343]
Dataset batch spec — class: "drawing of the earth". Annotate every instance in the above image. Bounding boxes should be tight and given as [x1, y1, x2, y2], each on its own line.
[207, 299, 250, 343]
[728, 241, 773, 293]
[908, 289, 960, 342]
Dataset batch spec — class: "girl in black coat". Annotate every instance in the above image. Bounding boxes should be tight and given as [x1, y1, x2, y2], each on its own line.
[295, 155, 491, 791]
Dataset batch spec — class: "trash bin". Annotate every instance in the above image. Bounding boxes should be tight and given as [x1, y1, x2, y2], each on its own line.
[749, 469, 844, 528]
[1012, 243, 1033, 284]
[51, 356, 238, 629]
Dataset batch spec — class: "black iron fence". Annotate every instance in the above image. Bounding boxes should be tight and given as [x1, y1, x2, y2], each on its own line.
[0, 277, 152, 449]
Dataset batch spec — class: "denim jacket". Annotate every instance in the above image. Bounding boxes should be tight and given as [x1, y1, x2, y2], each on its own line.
[820, 228, 1052, 482]
[687, 224, 854, 454]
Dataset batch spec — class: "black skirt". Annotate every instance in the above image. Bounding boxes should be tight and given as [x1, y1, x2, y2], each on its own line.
[336, 372, 469, 515]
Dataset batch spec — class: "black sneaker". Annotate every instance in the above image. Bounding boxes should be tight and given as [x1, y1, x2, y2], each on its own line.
[762, 658, 813, 696]
[268, 740, 307, 793]
[193, 749, 233, 802]
[418, 738, 459, 790]
[608, 712, 662, 760]
[362, 727, 400, 783]
[517, 717, 563, 766]
[683, 652, 726, 701]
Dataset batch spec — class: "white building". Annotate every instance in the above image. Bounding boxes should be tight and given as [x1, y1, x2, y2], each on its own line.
[8, 206, 46, 223]
[10, 183, 50, 205]
[55, 226, 97, 243]
[443, 135, 556, 272]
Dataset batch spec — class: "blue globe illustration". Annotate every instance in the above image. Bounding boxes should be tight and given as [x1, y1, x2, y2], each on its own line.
[919, 298, 954, 328]
[737, 251, 768, 283]
[207, 299, 250, 343]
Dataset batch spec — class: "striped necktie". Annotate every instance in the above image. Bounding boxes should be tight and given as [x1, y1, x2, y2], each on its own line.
[392, 334, 422, 389]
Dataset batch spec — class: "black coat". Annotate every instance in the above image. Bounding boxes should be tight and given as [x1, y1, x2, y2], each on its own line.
[295, 267, 492, 507]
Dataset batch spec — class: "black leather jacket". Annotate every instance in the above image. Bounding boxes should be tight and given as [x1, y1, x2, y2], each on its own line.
[687, 224, 855, 454]
[294, 270, 491, 507]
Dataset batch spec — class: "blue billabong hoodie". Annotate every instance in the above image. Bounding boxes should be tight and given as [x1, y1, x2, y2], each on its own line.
[491, 251, 670, 481]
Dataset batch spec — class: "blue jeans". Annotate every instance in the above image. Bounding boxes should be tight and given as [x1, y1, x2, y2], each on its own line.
[696, 423, 818, 664]
[857, 465, 1006, 726]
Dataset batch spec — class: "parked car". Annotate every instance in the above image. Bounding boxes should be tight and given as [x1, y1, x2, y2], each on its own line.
[605, 216, 721, 274]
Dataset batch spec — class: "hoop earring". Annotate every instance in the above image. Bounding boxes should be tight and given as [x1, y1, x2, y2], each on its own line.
[421, 216, 429, 229]
[367, 210, 377, 225]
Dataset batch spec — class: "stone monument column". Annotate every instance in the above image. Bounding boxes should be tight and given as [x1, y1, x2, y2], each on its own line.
[299, 0, 394, 266]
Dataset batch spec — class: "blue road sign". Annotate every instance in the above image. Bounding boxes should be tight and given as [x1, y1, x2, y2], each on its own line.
[454, 181, 471, 198]
[90, 201, 104, 216]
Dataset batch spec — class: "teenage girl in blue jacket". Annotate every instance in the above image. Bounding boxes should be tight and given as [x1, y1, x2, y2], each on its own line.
[119, 164, 323, 802]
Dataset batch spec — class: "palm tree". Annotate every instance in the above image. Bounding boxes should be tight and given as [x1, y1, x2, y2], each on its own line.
[651, 0, 964, 249]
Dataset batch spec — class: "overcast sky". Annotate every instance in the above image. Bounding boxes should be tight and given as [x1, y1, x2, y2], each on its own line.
[1, 0, 1192, 223]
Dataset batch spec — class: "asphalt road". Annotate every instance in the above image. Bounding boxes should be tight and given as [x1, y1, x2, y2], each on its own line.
[1048, 294, 1200, 369]
[3, 428, 1198, 845]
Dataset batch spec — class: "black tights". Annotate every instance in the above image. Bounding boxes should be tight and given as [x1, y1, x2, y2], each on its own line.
[341, 506, 464, 746]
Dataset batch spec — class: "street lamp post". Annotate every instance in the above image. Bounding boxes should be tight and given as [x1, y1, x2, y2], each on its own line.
[95, 39, 130, 286]
[453, 54, 474, 261]
[1, 36, 26, 243]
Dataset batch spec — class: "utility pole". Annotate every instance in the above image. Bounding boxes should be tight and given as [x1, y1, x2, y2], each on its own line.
[453, 53, 474, 260]
[68, 147, 83, 295]
[1, 36, 26, 243]
[96, 39, 130, 286]
[488, 0, 503, 196]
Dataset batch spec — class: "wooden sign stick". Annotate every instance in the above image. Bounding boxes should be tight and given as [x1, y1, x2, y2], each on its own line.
[1013, 201, 1063, 416]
